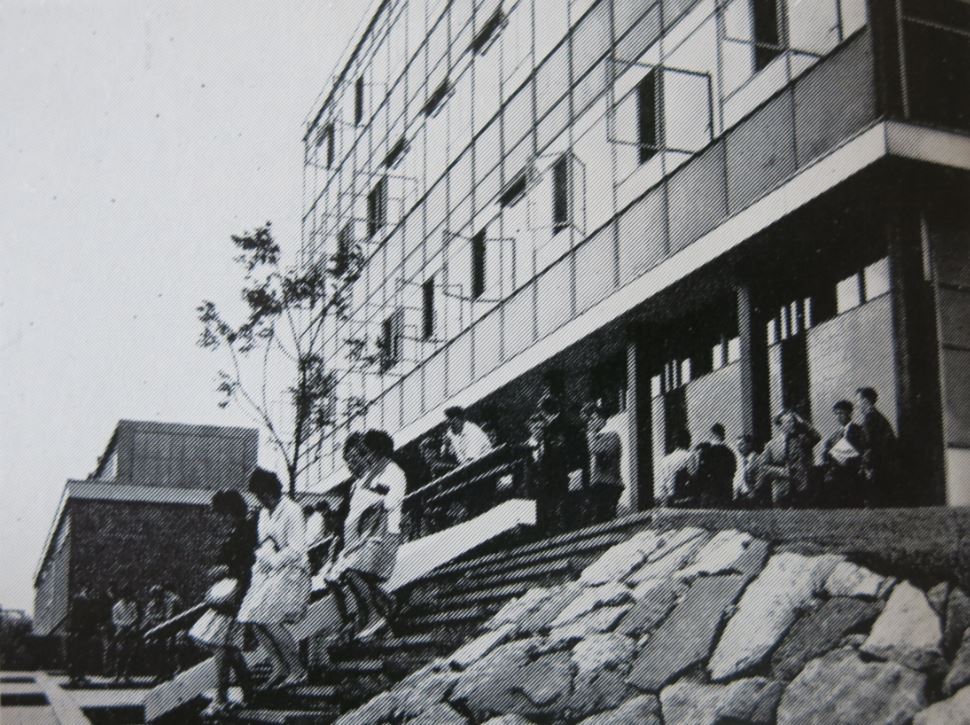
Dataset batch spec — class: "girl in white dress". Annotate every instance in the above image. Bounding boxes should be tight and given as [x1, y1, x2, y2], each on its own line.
[237, 469, 309, 688]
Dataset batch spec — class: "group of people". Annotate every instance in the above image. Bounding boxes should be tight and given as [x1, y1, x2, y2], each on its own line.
[657, 387, 900, 510]
[66, 582, 182, 685]
[190, 429, 407, 717]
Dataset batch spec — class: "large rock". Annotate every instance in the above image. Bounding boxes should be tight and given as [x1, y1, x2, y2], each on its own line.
[515, 582, 585, 634]
[627, 575, 747, 693]
[776, 649, 927, 725]
[334, 691, 400, 725]
[566, 668, 634, 720]
[946, 587, 970, 656]
[551, 582, 633, 628]
[660, 677, 785, 725]
[862, 580, 944, 671]
[481, 717, 536, 725]
[572, 633, 637, 677]
[576, 695, 662, 725]
[708, 552, 843, 680]
[580, 530, 662, 585]
[407, 702, 468, 725]
[927, 581, 951, 616]
[770, 597, 882, 680]
[676, 530, 756, 579]
[616, 579, 684, 638]
[488, 588, 553, 631]
[395, 671, 459, 719]
[943, 627, 970, 696]
[824, 561, 895, 599]
[549, 605, 631, 643]
[626, 528, 709, 585]
[450, 625, 516, 669]
[914, 684, 970, 725]
[450, 639, 574, 721]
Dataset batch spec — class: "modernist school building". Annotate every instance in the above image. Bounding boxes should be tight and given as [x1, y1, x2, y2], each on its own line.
[299, 0, 970, 508]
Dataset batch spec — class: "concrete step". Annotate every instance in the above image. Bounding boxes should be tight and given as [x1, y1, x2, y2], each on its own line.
[406, 581, 530, 614]
[447, 557, 580, 594]
[403, 603, 497, 632]
[229, 707, 338, 724]
[331, 632, 461, 658]
[247, 685, 339, 711]
[422, 512, 653, 581]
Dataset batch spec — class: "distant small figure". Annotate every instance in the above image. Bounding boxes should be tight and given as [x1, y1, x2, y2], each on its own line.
[582, 401, 624, 525]
[656, 429, 694, 507]
[443, 406, 494, 465]
[691, 424, 737, 508]
[855, 387, 900, 507]
[822, 400, 867, 507]
[733, 434, 766, 508]
[111, 587, 139, 683]
[760, 410, 821, 508]
[67, 586, 98, 685]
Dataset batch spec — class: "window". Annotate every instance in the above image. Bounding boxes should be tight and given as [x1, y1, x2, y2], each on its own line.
[380, 307, 404, 370]
[836, 257, 891, 314]
[472, 7, 506, 55]
[637, 70, 662, 163]
[354, 76, 365, 124]
[499, 169, 529, 207]
[836, 274, 863, 314]
[752, 0, 784, 71]
[367, 179, 388, 239]
[331, 223, 355, 277]
[864, 257, 890, 299]
[471, 229, 487, 300]
[422, 277, 436, 340]
[325, 125, 335, 168]
[385, 136, 408, 168]
[552, 154, 571, 234]
[424, 77, 452, 117]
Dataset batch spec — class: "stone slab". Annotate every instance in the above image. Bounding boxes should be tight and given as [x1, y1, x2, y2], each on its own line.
[914, 684, 970, 725]
[776, 649, 927, 725]
[576, 695, 662, 725]
[771, 597, 882, 681]
[862, 580, 944, 672]
[660, 676, 785, 725]
[616, 579, 683, 638]
[944, 627, 970, 696]
[825, 561, 895, 599]
[627, 575, 747, 693]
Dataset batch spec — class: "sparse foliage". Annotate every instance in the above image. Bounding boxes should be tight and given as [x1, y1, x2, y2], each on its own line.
[198, 222, 335, 494]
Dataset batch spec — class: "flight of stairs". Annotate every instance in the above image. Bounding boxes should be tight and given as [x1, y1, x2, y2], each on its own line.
[227, 513, 655, 724]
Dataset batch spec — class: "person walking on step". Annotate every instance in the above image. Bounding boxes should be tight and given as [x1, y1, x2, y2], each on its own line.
[330, 430, 407, 640]
[111, 587, 140, 684]
[237, 468, 310, 690]
[582, 401, 624, 525]
[189, 489, 258, 717]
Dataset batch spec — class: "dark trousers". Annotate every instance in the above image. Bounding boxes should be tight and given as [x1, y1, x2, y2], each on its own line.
[67, 632, 97, 681]
[536, 488, 568, 536]
[583, 484, 623, 526]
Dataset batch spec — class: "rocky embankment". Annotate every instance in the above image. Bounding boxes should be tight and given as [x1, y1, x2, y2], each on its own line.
[335, 526, 970, 725]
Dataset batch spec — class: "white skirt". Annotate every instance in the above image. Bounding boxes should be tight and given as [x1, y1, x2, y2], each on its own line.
[237, 564, 310, 625]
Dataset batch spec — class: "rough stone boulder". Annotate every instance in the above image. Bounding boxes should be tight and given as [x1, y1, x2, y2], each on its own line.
[914, 684, 970, 725]
[576, 695, 662, 725]
[580, 530, 662, 585]
[406, 702, 468, 725]
[480, 716, 536, 725]
[676, 530, 766, 580]
[776, 648, 927, 725]
[515, 581, 585, 634]
[660, 676, 785, 725]
[616, 579, 684, 638]
[450, 625, 516, 669]
[551, 582, 633, 628]
[627, 574, 747, 692]
[549, 604, 631, 643]
[394, 670, 459, 720]
[487, 588, 552, 631]
[943, 627, 970, 696]
[625, 528, 709, 585]
[945, 587, 970, 656]
[862, 580, 944, 672]
[449, 638, 574, 721]
[571, 633, 637, 677]
[708, 552, 843, 680]
[770, 597, 882, 680]
[562, 633, 638, 720]
[824, 561, 895, 599]
[334, 691, 400, 725]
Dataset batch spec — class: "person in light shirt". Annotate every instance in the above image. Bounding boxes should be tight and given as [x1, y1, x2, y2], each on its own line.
[443, 406, 494, 465]
[655, 429, 695, 507]
[330, 430, 407, 639]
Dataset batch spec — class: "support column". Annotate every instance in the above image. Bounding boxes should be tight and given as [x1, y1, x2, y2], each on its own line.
[737, 282, 772, 447]
[626, 326, 653, 511]
[887, 186, 946, 505]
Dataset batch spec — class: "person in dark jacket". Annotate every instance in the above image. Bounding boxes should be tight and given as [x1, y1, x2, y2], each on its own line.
[856, 387, 900, 507]
[691, 424, 737, 508]
[822, 400, 867, 507]
[67, 586, 99, 685]
[194, 489, 258, 716]
[532, 395, 588, 534]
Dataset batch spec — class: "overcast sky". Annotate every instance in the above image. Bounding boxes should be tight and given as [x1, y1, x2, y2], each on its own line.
[0, 0, 367, 614]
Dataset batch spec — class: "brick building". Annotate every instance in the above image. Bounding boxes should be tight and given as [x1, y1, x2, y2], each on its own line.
[33, 420, 259, 636]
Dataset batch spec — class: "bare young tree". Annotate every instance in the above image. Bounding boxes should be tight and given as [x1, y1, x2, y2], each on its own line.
[197, 222, 335, 495]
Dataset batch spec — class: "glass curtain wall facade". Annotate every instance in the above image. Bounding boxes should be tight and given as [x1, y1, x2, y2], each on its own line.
[299, 0, 923, 482]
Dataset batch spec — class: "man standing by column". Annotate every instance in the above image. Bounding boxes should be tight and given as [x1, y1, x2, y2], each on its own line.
[856, 387, 900, 506]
